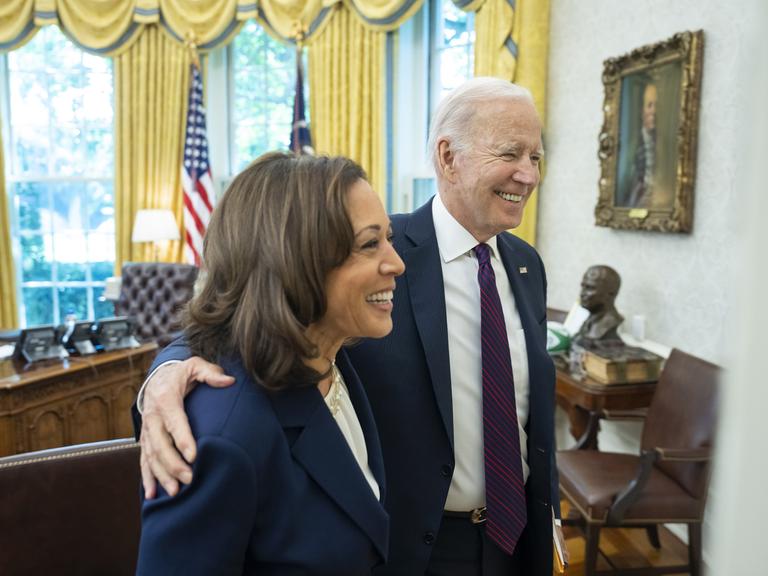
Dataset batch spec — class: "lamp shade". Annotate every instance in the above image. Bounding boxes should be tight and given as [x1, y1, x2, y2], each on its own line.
[131, 209, 180, 243]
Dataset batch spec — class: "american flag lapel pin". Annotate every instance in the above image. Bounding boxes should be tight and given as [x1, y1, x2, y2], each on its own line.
[519, 266, 528, 274]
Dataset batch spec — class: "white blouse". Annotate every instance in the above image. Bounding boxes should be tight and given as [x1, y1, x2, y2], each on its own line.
[323, 366, 380, 501]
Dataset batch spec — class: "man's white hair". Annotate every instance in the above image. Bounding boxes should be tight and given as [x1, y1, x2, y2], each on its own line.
[427, 77, 535, 172]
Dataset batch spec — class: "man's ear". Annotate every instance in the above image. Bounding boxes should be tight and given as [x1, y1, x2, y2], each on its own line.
[437, 139, 458, 182]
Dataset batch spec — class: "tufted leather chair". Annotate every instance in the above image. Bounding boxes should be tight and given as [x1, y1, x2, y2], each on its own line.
[0, 439, 141, 575]
[557, 348, 720, 576]
[115, 262, 198, 347]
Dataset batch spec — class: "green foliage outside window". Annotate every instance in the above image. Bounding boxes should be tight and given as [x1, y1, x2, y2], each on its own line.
[5, 26, 115, 327]
[230, 21, 301, 171]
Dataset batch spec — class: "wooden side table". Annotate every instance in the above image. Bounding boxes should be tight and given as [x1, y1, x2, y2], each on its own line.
[555, 365, 657, 449]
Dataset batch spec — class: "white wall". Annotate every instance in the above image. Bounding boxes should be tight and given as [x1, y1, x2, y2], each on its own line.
[541, 1, 762, 567]
[541, 0, 750, 366]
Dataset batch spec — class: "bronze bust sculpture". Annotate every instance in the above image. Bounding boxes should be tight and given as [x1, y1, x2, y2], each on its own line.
[573, 265, 624, 348]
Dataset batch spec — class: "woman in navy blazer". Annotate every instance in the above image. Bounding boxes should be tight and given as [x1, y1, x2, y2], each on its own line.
[136, 153, 404, 575]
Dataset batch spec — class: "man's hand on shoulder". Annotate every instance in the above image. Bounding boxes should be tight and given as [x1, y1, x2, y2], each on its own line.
[140, 357, 235, 499]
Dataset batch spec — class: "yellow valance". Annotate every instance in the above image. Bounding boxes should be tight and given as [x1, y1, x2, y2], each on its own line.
[0, 0, 425, 55]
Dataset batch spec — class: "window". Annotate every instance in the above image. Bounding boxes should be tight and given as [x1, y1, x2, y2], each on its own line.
[390, 0, 476, 213]
[3, 26, 115, 327]
[430, 0, 475, 114]
[228, 20, 299, 172]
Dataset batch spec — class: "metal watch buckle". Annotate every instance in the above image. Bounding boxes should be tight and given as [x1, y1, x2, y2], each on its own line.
[470, 506, 487, 524]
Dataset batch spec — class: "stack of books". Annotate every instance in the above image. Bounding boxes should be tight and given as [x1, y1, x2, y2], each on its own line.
[582, 344, 663, 385]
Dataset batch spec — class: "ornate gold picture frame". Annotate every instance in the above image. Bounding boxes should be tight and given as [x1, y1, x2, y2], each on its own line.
[595, 31, 703, 232]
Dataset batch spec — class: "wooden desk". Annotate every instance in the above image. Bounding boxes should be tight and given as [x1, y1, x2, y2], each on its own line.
[0, 342, 157, 456]
[555, 365, 657, 449]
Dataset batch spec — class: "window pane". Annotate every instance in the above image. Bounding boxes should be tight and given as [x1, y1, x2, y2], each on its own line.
[49, 72, 84, 124]
[13, 124, 50, 175]
[94, 295, 115, 320]
[51, 124, 84, 175]
[433, 0, 475, 105]
[57, 260, 87, 282]
[9, 71, 49, 126]
[52, 182, 85, 232]
[87, 234, 115, 274]
[86, 181, 115, 231]
[20, 234, 53, 282]
[6, 26, 115, 328]
[15, 181, 51, 232]
[46, 30, 83, 71]
[58, 287, 88, 321]
[231, 20, 297, 171]
[84, 127, 114, 175]
[440, 46, 472, 94]
[90, 259, 115, 282]
[53, 233, 88, 279]
[23, 287, 54, 327]
[82, 73, 113, 123]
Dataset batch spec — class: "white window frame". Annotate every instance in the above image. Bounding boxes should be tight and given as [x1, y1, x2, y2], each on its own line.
[0, 33, 116, 328]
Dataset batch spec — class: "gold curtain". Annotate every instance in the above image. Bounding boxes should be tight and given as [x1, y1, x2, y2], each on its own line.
[0, 0, 424, 54]
[0, 128, 18, 329]
[114, 26, 191, 270]
[471, 0, 549, 245]
[307, 5, 387, 201]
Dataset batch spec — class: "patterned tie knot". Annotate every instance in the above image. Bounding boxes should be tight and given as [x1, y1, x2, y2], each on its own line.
[474, 243, 491, 267]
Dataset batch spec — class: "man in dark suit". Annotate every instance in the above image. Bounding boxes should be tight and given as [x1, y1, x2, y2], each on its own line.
[137, 77, 560, 575]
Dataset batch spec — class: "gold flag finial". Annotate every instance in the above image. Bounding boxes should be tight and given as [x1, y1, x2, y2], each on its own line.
[290, 20, 309, 48]
[184, 31, 201, 69]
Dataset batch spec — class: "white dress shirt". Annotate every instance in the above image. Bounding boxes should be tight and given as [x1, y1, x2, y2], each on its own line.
[432, 194, 530, 512]
[323, 371, 381, 500]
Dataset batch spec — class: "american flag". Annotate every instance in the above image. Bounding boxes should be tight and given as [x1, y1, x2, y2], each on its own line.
[181, 63, 214, 266]
[289, 50, 313, 155]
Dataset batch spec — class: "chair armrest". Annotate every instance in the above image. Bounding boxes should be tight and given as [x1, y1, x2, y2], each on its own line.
[654, 446, 711, 462]
[601, 408, 648, 421]
[606, 449, 658, 524]
[574, 408, 648, 450]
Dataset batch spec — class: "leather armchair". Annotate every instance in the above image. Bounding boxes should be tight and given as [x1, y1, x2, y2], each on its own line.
[115, 262, 198, 347]
[0, 439, 141, 575]
[557, 348, 720, 576]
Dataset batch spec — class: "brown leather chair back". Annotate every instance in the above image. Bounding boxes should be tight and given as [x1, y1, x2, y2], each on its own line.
[641, 348, 720, 500]
[0, 439, 141, 576]
[115, 262, 198, 346]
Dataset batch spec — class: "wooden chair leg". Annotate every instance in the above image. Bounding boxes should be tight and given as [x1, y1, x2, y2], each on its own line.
[645, 525, 661, 549]
[688, 522, 702, 576]
[584, 523, 601, 576]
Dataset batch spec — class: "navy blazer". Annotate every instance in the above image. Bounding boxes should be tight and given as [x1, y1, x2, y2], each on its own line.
[144, 199, 558, 575]
[136, 349, 388, 576]
[347, 199, 559, 575]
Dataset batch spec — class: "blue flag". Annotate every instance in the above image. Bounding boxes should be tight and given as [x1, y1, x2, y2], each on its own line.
[289, 49, 313, 155]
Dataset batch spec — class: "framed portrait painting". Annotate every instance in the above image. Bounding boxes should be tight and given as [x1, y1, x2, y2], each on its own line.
[595, 31, 704, 232]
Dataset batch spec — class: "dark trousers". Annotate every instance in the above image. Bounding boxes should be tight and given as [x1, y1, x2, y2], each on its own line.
[425, 515, 526, 576]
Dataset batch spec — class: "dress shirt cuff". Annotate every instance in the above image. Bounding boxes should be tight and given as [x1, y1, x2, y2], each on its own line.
[136, 360, 182, 415]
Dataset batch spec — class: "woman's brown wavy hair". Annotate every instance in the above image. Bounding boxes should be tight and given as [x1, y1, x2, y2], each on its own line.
[184, 152, 366, 389]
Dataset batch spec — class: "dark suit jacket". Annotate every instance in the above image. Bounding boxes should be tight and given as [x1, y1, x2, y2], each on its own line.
[347, 199, 559, 575]
[143, 199, 558, 575]
[135, 349, 388, 576]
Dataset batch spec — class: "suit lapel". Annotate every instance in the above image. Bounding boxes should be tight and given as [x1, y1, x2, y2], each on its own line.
[401, 200, 454, 448]
[497, 235, 546, 411]
[336, 349, 386, 502]
[497, 235, 539, 333]
[269, 369, 389, 559]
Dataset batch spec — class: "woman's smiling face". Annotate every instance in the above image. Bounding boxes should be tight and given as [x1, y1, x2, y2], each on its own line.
[318, 178, 405, 343]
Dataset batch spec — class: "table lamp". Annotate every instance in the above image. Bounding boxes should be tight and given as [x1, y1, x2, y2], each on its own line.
[131, 209, 180, 261]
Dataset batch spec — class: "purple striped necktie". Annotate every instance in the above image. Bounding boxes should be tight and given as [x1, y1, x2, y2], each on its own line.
[474, 242, 527, 555]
